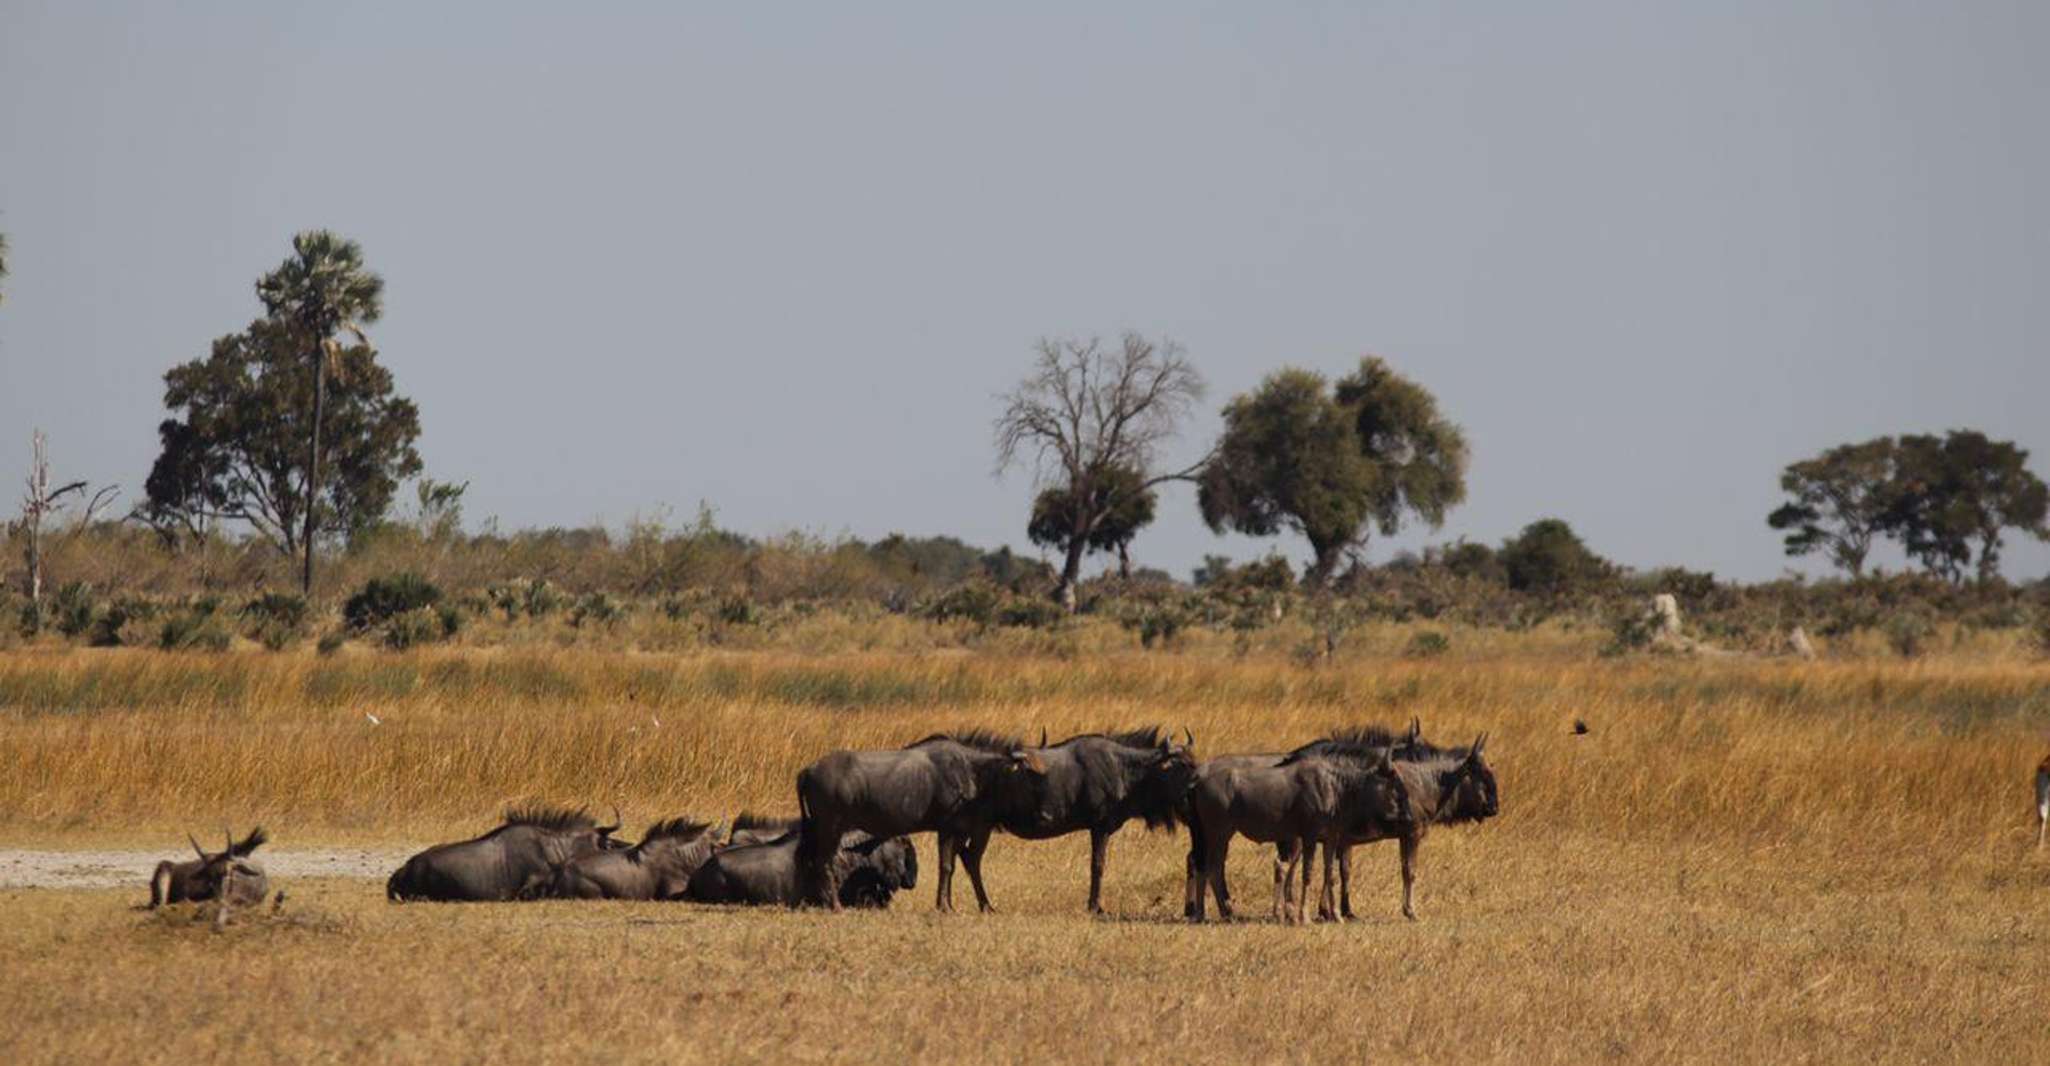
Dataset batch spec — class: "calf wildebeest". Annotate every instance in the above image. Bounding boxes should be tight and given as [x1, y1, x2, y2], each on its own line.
[149, 826, 270, 908]
[979, 726, 1197, 913]
[2036, 754, 2049, 850]
[386, 805, 624, 902]
[543, 818, 724, 900]
[795, 729, 1043, 912]
[1186, 751, 1412, 924]
[1304, 731, 1499, 921]
[686, 818, 917, 908]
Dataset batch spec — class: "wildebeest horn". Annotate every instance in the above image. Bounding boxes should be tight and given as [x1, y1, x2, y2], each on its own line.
[1406, 717, 1421, 743]
[224, 826, 234, 857]
[599, 804, 623, 834]
[1039, 727, 1048, 748]
[1470, 732, 1487, 759]
[1182, 726, 1194, 748]
[187, 833, 207, 860]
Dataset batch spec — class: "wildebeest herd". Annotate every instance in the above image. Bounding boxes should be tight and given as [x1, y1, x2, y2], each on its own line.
[145, 721, 1501, 924]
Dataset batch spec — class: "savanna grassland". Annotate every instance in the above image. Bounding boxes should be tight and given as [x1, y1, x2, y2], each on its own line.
[3, 638, 2049, 1064]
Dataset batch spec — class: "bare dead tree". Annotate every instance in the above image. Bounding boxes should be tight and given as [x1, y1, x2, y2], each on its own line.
[16, 430, 118, 608]
[994, 333, 1207, 609]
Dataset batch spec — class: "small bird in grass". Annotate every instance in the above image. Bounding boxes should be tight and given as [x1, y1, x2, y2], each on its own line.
[364, 712, 382, 726]
[1572, 719, 1589, 735]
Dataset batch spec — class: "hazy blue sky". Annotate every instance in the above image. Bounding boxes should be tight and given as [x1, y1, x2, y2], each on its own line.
[3, 2, 2045, 582]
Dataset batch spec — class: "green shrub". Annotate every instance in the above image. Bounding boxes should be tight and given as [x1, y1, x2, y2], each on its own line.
[1885, 612, 1934, 659]
[918, 583, 1000, 627]
[52, 582, 98, 639]
[1404, 630, 1451, 658]
[90, 597, 157, 647]
[995, 595, 1065, 629]
[570, 592, 624, 629]
[382, 606, 452, 650]
[717, 596, 758, 626]
[159, 611, 232, 652]
[344, 573, 442, 632]
[242, 593, 309, 650]
[316, 631, 346, 656]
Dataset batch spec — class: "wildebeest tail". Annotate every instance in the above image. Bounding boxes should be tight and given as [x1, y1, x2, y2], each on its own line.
[230, 826, 268, 857]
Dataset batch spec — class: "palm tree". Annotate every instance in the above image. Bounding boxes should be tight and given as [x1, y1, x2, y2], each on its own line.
[255, 231, 385, 595]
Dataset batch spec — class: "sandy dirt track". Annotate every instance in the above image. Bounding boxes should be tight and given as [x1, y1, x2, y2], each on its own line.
[0, 847, 418, 891]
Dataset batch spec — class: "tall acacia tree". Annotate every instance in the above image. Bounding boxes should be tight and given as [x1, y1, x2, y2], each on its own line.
[1199, 356, 1468, 586]
[994, 334, 1206, 609]
[1026, 464, 1158, 580]
[254, 231, 385, 594]
[1887, 430, 2048, 584]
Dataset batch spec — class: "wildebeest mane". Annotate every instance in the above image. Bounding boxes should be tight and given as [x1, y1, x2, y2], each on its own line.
[498, 805, 598, 832]
[1056, 725, 1167, 750]
[732, 811, 799, 834]
[906, 728, 1024, 753]
[639, 817, 715, 844]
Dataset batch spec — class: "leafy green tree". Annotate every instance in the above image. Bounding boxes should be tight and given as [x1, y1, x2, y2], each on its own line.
[1026, 463, 1157, 579]
[1498, 518, 1609, 596]
[993, 333, 1206, 609]
[1766, 438, 1898, 577]
[141, 316, 422, 560]
[1887, 431, 2048, 584]
[1198, 357, 1468, 586]
[254, 231, 387, 593]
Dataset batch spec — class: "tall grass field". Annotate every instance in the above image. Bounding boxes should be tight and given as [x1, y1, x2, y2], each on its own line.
[3, 645, 2047, 1063]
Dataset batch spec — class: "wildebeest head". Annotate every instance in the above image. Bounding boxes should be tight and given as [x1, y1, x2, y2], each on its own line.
[152, 826, 269, 907]
[1440, 734, 1498, 823]
[1138, 727, 1199, 829]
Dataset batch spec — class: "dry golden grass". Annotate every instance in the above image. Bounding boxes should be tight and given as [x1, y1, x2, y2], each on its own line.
[2, 645, 2049, 1063]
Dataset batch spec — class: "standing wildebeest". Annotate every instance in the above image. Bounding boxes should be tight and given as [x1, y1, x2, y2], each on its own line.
[1186, 752, 1412, 924]
[1304, 731, 1499, 921]
[542, 818, 724, 900]
[1178, 719, 1426, 918]
[149, 827, 270, 908]
[978, 726, 1197, 913]
[686, 818, 917, 908]
[795, 730, 1043, 912]
[386, 806, 624, 902]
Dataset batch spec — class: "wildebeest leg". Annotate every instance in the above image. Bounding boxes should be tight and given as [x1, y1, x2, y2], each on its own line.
[1205, 829, 1234, 921]
[934, 832, 958, 912]
[1338, 844, 1356, 920]
[1317, 845, 1337, 922]
[1184, 845, 1200, 919]
[959, 829, 995, 913]
[1399, 832, 1420, 920]
[1087, 829, 1109, 914]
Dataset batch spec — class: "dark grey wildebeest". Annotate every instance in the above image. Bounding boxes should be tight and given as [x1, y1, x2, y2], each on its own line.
[1179, 719, 1429, 919]
[795, 730, 1043, 912]
[1186, 751, 1412, 924]
[386, 805, 624, 902]
[149, 826, 270, 908]
[1301, 731, 1498, 921]
[975, 726, 1197, 913]
[686, 820, 917, 908]
[542, 818, 724, 900]
[726, 811, 799, 848]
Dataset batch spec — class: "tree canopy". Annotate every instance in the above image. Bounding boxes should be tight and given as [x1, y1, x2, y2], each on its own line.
[1766, 438, 1898, 577]
[1198, 357, 1467, 585]
[992, 333, 1204, 607]
[1026, 463, 1158, 579]
[1498, 518, 1609, 596]
[140, 316, 422, 553]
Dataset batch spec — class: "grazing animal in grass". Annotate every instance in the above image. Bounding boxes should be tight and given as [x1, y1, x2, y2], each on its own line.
[1304, 732, 1499, 921]
[1185, 751, 1412, 924]
[970, 726, 1197, 914]
[149, 827, 269, 908]
[543, 818, 724, 900]
[2036, 754, 2049, 850]
[795, 730, 1043, 912]
[686, 820, 917, 908]
[386, 805, 624, 903]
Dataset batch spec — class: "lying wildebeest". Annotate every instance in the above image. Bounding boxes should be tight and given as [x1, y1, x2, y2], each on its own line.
[542, 818, 724, 900]
[726, 811, 798, 848]
[1178, 721, 1426, 918]
[1186, 751, 1412, 924]
[795, 730, 1043, 911]
[386, 805, 624, 902]
[973, 726, 1197, 913]
[686, 817, 917, 908]
[1303, 730, 1499, 921]
[149, 826, 270, 908]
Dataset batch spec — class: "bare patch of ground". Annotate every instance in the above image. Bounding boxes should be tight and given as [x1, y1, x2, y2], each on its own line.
[0, 846, 416, 891]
